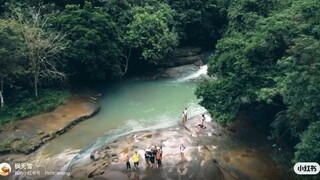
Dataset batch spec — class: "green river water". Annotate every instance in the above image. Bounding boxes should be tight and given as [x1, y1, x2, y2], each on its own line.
[40, 77, 206, 157]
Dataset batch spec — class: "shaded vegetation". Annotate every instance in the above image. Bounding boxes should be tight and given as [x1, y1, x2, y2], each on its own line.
[196, 0, 320, 163]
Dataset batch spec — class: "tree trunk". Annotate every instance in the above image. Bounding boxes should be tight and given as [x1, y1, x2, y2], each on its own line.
[124, 47, 132, 74]
[0, 79, 4, 108]
[34, 75, 38, 97]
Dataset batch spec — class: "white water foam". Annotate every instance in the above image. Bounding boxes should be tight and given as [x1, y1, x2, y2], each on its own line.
[177, 65, 208, 82]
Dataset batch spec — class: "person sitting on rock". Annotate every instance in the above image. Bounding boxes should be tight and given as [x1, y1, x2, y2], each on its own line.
[197, 114, 206, 129]
[132, 151, 140, 169]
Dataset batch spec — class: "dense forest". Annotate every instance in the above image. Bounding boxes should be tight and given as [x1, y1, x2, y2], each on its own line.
[0, 0, 319, 165]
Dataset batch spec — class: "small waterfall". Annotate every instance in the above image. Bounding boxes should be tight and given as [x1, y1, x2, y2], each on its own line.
[178, 65, 208, 82]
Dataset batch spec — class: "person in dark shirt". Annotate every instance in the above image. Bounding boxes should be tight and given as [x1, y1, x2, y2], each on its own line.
[125, 155, 131, 170]
[145, 147, 151, 166]
[149, 147, 156, 169]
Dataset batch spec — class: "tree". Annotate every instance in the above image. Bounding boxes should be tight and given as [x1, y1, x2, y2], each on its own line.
[0, 18, 25, 107]
[273, 36, 320, 138]
[52, 2, 123, 80]
[196, 0, 320, 163]
[294, 121, 320, 163]
[125, 3, 178, 65]
[13, 7, 67, 97]
[168, 0, 229, 47]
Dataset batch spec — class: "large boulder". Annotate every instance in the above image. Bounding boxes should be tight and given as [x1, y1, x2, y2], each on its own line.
[159, 47, 203, 67]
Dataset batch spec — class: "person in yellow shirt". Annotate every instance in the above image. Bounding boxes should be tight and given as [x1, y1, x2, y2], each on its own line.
[132, 151, 140, 169]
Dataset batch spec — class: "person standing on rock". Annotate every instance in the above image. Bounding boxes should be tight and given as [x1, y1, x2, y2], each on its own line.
[181, 111, 185, 125]
[180, 144, 186, 159]
[181, 108, 187, 125]
[132, 151, 140, 169]
[198, 114, 206, 129]
[125, 155, 131, 170]
[156, 147, 162, 169]
[149, 147, 156, 169]
[183, 108, 188, 124]
[145, 147, 151, 166]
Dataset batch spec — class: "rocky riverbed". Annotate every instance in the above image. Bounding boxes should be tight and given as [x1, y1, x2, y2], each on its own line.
[0, 109, 294, 180]
[55, 114, 291, 180]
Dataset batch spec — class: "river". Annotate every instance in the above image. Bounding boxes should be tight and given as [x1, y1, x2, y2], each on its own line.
[39, 66, 207, 159]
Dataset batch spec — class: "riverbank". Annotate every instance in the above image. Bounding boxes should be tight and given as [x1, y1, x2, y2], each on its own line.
[0, 94, 99, 155]
[62, 114, 292, 180]
[0, 103, 295, 180]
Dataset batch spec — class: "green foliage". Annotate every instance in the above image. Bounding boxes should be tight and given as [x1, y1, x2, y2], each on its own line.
[0, 89, 70, 125]
[0, 18, 25, 84]
[294, 121, 320, 163]
[52, 2, 124, 80]
[125, 3, 178, 61]
[0, 134, 15, 148]
[197, 0, 320, 163]
[168, 0, 229, 46]
[196, 78, 243, 124]
[274, 36, 320, 137]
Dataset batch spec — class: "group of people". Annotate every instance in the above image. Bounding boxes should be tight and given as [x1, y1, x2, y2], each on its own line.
[124, 107, 206, 171]
[125, 146, 163, 170]
[182, 107, 206, 129]
[145, 146, 163, 169]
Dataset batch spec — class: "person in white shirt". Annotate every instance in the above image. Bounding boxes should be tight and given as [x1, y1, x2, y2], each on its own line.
[198, 114, 206, 128]
[180, 144, 186, 159]
[183, 108, 187, 124]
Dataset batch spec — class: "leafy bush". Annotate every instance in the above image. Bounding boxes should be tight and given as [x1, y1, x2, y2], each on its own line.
[294, 121, 320, 163]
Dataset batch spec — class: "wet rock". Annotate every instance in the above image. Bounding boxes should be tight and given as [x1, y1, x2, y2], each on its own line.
[112, 158, 119, 163]
[159, 47, 203, 67]
[0, 148, 11, 155]
[161, 64, 199, 78]
[90, 151, 101, 161]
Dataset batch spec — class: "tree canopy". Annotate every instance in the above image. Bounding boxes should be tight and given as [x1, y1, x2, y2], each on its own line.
[196, 0, 320, 163]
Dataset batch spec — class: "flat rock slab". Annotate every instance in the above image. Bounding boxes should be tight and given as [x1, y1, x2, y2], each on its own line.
[67, 114, 225, 180]
[0, 96, 99, 154]
[66, 114, 290, 180]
